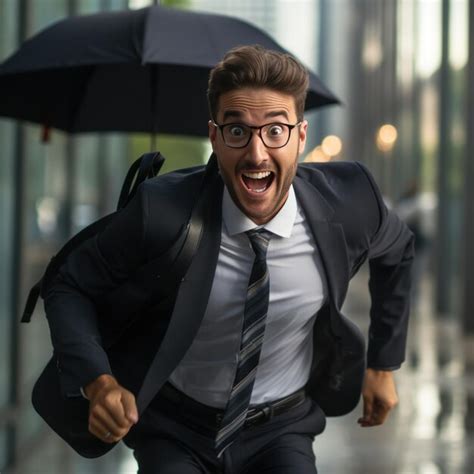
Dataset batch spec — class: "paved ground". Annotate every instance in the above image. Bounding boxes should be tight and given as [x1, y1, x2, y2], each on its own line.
[115, 268, 474, 474]
[315, 269, 474, 474]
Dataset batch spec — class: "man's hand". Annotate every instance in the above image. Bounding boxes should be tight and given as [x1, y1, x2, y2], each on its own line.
[84, 374, 139, 443]
[357, 368, 398, 427]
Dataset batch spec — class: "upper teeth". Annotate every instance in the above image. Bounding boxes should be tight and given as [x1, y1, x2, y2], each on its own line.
[243, 171, 271, 179]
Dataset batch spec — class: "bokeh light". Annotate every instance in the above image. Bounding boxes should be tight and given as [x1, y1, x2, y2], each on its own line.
[321, 135, 343, 157]
[376, 124, 398, 152]
[304, 145, 331, 162]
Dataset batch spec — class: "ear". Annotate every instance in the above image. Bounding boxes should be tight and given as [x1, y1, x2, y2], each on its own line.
[297, 120, 308, 156]
[208, 120, 218, 152]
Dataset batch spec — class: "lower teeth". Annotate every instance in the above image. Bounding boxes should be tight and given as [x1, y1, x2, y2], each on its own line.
[243, 175, 272, 193]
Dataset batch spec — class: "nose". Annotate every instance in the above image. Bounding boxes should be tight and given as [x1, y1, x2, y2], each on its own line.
[244, 130, 269, 165]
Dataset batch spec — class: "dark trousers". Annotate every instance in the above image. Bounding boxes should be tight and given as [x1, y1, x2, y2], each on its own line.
[130, 391, 326, 474]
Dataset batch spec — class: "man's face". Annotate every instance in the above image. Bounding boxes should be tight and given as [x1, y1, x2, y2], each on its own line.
[209, 87, 308, 225]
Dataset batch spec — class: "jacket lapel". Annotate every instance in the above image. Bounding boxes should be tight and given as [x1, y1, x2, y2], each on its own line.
[136, 174, 224, 413]
[293, 175, 350, 331]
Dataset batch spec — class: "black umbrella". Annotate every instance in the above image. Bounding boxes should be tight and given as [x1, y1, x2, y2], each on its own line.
[0, 5, 338, 138]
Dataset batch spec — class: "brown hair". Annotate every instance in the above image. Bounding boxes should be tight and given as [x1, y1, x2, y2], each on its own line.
[207, 45, 309, 121]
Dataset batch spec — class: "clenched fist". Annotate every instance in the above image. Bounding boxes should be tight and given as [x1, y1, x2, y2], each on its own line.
[84, 374, 139, 443]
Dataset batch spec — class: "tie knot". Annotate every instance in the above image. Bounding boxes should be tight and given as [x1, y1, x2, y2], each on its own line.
[246, 229, 272, 259]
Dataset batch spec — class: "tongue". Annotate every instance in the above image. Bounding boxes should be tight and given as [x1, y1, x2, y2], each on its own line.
[243, 175, 272, 191]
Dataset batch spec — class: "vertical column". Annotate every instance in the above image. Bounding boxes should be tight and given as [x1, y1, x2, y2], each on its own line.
[63, 0, 77, 239]
[382, 0, 399, 199]
[435, 0, 451, 315]
[411, 0, 423, 182]
[316, 0, 329, 145]
[9, 0, 29, 467]
[463, 2, 474, 335]
[347, 0, 368, 168]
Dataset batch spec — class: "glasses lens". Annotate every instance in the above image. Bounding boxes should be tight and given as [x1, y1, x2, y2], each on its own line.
[262, 123, 290, 148]
[220, 123, 293, 148]
[222, 124, 251, 147]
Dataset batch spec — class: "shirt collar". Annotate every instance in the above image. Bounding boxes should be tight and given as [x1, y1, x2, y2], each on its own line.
[223, 185, 297, 238]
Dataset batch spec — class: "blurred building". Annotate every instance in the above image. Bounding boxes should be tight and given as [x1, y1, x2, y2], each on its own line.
[0, 0, 473, 473]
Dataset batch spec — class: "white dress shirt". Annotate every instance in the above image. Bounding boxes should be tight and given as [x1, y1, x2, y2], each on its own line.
[169, 185, 327, 408]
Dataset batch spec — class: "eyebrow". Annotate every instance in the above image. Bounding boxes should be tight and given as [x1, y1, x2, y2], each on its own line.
[222, 109, 290, 122]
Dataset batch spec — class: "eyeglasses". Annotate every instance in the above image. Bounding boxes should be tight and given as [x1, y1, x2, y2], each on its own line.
[212, 121, 302, 149]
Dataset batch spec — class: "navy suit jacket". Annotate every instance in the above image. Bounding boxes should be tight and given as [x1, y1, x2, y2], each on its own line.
[44, 159, 414, 449]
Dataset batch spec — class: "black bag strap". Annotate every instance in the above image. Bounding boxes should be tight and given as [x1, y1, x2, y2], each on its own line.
[134, 154, 218, 295]
[21, 213, 115, 323]
[21, 152, 165, 323]
[136, 154, 218, 414]
[117, 152, 164, 210]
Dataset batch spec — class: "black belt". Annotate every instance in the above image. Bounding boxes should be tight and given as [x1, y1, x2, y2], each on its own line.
[244, 388, 307, 427]
[157, 383, 306, 432]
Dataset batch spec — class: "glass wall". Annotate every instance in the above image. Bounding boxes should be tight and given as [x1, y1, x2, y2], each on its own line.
[445, 0, 468, 312]
[0, 0, 18, 416]
[0, 1, 19, 471]
[16, 0, 71, 455]
[0, 0, 131, 472]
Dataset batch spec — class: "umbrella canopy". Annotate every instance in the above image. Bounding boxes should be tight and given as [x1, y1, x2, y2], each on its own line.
[0, 5, 339, 137]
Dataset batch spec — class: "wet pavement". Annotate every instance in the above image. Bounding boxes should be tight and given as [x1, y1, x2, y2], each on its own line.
[315, 270, 474, 474]
[116, 269, 474, 473]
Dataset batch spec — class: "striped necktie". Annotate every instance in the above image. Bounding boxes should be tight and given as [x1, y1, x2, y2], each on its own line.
[215, 228, 272, 456]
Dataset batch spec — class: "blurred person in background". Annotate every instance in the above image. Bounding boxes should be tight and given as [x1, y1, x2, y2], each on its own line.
[395, 180, 434, 308]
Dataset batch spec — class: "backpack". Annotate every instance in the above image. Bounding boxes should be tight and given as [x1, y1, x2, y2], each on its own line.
[21, 151, 214, 458]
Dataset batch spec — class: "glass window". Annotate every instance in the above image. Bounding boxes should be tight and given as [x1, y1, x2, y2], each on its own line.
[72, 134, 131, 234]
[16, 1, 70, 445]
[75, 0, 104, 14]
[20, 128, 70, 390]
[109, 0, 129, 10]
[102, 135, 132, 212]
[0, 2, 19, 471]
[7, 1, 137, 472]
[129, 133, 208, 174]
[0, 0, 19, 411]
[28, 0, 68, 35]
[73, 136, 101, 233]
[0, 427, 9, 471]
[446, 0, 468, 310]
[0, 0, 19, 61]
[77, 0, 128, 14]
[0, 120, 15, 410]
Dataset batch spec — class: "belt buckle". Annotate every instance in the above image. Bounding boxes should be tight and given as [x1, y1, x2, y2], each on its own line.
[260, 403, 274, 422]
[246, 403, 273, 428]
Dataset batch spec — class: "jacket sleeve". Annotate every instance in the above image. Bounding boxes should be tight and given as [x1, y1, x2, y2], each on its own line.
[355, 162, 415, 370]
[44, 184, 150, 398]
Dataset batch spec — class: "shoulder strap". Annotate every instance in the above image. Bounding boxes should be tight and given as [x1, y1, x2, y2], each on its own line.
[21, 152, 165, 323]
[135, 154, 218, 295]
[21, 213, 116, 323]
[136, 154, 218, 414]
[168, 155, 217, 278]
[117, 152, 164, 210]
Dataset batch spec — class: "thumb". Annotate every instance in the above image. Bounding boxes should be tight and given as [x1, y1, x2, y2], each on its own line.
[359, 394, 373, 424]
[121, 390, 139, 424]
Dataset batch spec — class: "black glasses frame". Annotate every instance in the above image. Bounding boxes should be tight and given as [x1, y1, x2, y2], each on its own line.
[212, 121, 302, 149]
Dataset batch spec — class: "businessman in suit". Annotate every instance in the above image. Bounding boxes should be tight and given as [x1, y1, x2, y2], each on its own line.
[45, 45, 414, 473]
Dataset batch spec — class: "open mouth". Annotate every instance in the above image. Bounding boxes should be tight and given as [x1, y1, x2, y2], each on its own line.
[241, 171, 275, 194]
